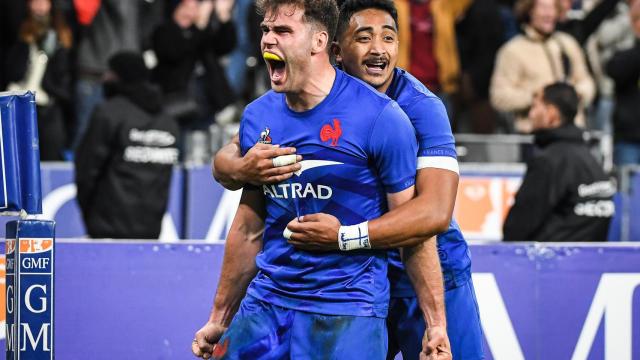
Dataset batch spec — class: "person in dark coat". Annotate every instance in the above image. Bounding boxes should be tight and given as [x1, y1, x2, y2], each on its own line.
[503, 82, 615, 242]
[455, 0, 505, 133]
[152, 0, 236, 124]
[75, 52, 180, 239]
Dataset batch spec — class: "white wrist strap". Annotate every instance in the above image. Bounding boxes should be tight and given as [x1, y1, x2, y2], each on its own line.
[338, 222, 371, 251]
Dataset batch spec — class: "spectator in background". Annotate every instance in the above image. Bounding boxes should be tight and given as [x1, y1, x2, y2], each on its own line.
[5, 0, 73, 161]
[396, 0, 472, 112]
[75, 52, 179, 239]
[503, 83, 614, 242]
[490, 0, 595, 133]
[455, 0, 505, 133]
[557, 0, 622, 46]
[225, 0, 258, 98]
[152, 0, 236, 126]
[0, 0, 27, 90]
[72, 0, 164, 151]
[606, 0, 640, 166]
[585, 1, 635, 170]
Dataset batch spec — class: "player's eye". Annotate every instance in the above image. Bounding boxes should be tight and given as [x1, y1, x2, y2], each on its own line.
[261, 26, 269, 33]
[384, 35, 395, 42]
[356, 36, 371, 42]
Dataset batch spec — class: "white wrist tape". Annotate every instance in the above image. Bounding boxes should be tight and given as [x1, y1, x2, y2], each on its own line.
[272, 154, 297, 168]
[283, 227, 293, 240]
[338, 222, 371, 251]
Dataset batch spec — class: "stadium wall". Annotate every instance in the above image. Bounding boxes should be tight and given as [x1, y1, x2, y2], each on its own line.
[0, 242, 638, 359]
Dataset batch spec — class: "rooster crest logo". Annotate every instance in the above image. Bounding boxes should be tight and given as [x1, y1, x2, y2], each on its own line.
[320, 119, 342, 146]
[258, 128, 272, 144]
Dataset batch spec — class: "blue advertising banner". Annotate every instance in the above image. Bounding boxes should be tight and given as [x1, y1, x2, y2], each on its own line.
[0, 242, 637, 359]
[0, 92, 42, 215]
[5, 220, 55, 360]
[0, 164, 185, 239]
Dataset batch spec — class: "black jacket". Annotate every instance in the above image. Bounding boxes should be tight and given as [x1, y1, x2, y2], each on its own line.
[152, 20, 236, 94]
[503, 124, 614, 242]
[75, 82, 179, 239]
[456, 0, 505, 99]
[606, 39, 640, 143]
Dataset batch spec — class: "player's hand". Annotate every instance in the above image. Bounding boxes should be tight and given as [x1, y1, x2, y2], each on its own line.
[420, 325, 452, 360]
[285, 214, 341, 251]
[192, 322, 227, 359]
[239, 143, 302, 185]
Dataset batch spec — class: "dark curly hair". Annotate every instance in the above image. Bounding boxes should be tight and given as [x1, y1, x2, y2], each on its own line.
[335, 0, 398, 40]
[257, 0, 340, 48]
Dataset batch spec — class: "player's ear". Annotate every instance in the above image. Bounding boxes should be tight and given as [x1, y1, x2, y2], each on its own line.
[311, 29, 329, 55]
[331, 41, 343, 64]
[547, 105, 563, 127]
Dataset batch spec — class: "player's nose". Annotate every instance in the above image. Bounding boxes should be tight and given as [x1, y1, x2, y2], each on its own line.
[369, 38, 386, 56]
[262, 31, 277, 46]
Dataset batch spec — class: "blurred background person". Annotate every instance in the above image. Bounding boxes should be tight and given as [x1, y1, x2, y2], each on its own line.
[0, 0, 28, 91]
[72, 0, 165, 152]
[490, 0, 595, 133]
[5, 0, 73, 161]
[584, 1, 635, 170]
[455, 0, 506, 133]
[152, 0, 236, 161]
[503, 82, 614, 242]
[225, 0, 263, 100]
[606, 0, 640, 166]
[396, 0, 472, 116]
[75, 52, 179, 239]
[557, 0, 622, 46]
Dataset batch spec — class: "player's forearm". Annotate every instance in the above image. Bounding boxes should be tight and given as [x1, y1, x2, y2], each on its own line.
[369, 169, 458, 248]
[209, 190, 265, 326]
[212, 140, 245, 191]
[368, 196, 450, 248]
[209, 226, 261, 326]
[402, 238, 447, 327]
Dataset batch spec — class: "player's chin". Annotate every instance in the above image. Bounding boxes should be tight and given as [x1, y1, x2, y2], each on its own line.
[362, 75, 387, 89]
[270, 80, 288, 93]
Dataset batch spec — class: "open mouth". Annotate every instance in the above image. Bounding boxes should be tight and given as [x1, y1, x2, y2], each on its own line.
[364, 58, 388, 75]
[264, 52, 287, 84]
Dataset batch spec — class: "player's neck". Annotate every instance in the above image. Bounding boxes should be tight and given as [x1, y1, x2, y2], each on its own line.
[285, 62, 336, 112]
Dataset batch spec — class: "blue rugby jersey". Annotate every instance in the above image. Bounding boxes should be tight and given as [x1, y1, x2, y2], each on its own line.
[239, 69, 417, 317]
[385, 68, 472, 296]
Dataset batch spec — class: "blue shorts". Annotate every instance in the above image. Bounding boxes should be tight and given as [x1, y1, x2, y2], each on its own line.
[217, 295, 388, 359]
[386, 279, 484, 360]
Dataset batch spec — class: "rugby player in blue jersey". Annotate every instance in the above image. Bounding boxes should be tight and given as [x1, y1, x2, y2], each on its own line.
[191, 0, 451, 359]
[204, 0, 484, 358]
[285, 1, 484, 359]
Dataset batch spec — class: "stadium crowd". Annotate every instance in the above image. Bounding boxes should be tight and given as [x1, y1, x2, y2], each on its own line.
[0, 0, 638, 240]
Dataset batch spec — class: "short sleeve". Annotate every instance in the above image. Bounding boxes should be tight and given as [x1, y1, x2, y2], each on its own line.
[406, 96, 459, 174]
[238, 107, 254, 156]
[238, 107, 262, 191]
[368, 101, 418, 193]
